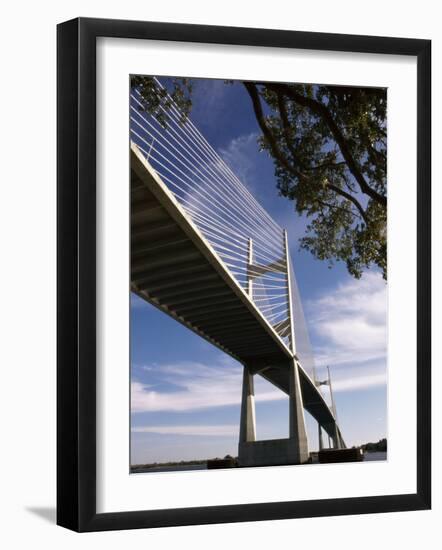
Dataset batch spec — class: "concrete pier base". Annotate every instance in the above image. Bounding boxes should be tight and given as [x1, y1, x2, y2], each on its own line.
[238, 359, 309, 467]
[239, 438, 309, 467]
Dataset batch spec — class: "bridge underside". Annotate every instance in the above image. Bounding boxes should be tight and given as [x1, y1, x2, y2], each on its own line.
[131, 145, 344, 446]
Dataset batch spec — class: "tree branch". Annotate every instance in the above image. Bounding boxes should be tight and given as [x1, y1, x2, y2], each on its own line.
[244, 82, 369, 226]
[243, 82, 299, 178]
[325, 182, 369, 224]
[266, 82, 387, 207]
[306, 160, 346, 172]
[276, 93, 302, 166]
[315, 198, 363, 222]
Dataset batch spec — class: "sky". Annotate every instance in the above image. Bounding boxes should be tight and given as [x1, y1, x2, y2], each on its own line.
[130, 78, 387, 465]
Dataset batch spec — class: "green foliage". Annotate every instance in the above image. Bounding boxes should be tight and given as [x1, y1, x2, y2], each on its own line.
[248, 82, 387, 279]
[131, 77, 387, 279]
[361, 438, 387, 452]
[131, 75, 193, 127]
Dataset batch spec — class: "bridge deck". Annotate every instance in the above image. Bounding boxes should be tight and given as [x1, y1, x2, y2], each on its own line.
[131, 144, 342, 441]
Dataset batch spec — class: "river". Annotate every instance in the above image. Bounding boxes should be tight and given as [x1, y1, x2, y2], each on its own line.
[132, 451, 387, 473]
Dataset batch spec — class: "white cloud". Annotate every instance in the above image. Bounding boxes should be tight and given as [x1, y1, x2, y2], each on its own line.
[305, 271, 387, 398]
[307, 271, 387, 368]
[219, 132, 259, 187]
[131, 273, 387, 415]
[331, 371, 387, 393]
[131, 424, 237, 437]
[131, 360, 283, 414]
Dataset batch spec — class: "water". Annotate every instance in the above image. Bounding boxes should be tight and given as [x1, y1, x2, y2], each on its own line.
[132, 463, 208, 474]
[363, 451, 387, 461]
[132, 452, 387, 474]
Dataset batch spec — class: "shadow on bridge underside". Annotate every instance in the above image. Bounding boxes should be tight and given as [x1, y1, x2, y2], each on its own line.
[130, 144, 344, 445]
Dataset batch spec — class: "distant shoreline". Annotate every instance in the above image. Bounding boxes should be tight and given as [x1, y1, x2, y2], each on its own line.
[131, 459, 207, 474]
[131, 449, 387, 474]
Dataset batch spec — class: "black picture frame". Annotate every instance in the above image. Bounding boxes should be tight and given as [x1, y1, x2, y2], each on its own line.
[57, 17, 431, 532]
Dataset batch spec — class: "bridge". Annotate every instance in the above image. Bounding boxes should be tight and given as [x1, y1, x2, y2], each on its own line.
[130, 80, 345, 466]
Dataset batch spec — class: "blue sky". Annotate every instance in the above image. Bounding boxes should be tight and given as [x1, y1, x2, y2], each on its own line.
[130, 78, 387, 465]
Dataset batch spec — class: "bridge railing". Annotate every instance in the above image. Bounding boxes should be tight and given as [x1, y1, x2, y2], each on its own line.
[130, 78, 318, 380]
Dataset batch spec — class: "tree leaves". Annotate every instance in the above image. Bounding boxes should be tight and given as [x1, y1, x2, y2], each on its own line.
[248, 82, 387, 279]
[131, 76, 388, 279]
[131, 76, 192, 127]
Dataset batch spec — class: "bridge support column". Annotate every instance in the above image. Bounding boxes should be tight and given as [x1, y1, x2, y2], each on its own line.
[324, 422, 343, 449]
[318, 424, 324, 451]
[288, 359, 309, 464]
[239, 365, 256, 444]
[238, 360, 309, 467]
[332, 424, 344, 450]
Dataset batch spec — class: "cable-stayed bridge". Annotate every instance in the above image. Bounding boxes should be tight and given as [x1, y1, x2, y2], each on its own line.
[130, 81, 345, 466]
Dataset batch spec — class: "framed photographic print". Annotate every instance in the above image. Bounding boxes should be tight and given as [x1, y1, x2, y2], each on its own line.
[57, 17, 431, 532]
